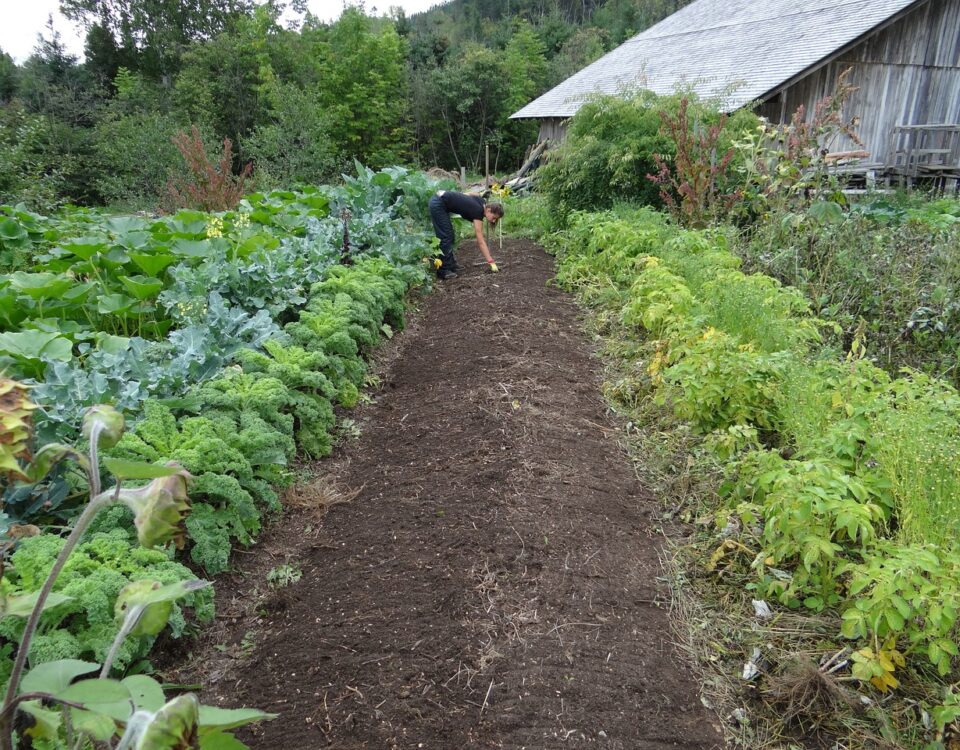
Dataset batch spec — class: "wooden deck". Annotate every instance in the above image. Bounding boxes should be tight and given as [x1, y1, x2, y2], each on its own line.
[827, 124, 960, 193]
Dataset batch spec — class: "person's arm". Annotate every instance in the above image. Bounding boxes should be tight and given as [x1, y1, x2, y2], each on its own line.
[473, 219, 497, 270]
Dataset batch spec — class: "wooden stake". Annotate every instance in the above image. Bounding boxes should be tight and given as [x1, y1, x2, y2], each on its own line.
[485, 143, 490, 245]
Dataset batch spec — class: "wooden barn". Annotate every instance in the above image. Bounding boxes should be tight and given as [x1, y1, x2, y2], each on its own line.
[510, 0, 960, 182]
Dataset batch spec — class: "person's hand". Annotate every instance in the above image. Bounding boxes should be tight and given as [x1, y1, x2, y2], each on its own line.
[488, 261, 499, 273]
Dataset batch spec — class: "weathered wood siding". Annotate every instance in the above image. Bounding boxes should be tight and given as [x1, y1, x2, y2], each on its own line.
[770, 0, 960, 163]
[537, 118, 568, 142]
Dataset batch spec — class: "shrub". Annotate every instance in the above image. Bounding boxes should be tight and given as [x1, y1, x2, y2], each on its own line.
[731, 451, 886, 610]
[0, 105, 68, 212]
[92, 110, 185, 210]
[661, 328, 790, 433]
[243, 83, 340, 190]
[538, 90, 674, 217]
[539, 91, 757, 220]
[736, 198, 960, 387]
[842, 541, 960, 684]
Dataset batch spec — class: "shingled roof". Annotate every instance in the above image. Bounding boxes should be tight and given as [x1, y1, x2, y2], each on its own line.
[511, 0, 924, 119]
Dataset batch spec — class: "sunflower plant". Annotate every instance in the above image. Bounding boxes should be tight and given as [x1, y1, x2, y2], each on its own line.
[0, 392, 274, 749]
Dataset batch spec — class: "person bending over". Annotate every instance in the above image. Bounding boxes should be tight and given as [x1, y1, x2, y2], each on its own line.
[428, 190, 503, 280]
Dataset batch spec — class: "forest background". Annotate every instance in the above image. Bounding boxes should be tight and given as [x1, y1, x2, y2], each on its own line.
[0, 0, 692, 213]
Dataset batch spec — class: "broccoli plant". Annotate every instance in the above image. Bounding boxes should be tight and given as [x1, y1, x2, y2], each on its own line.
[0, 387, 274, 749]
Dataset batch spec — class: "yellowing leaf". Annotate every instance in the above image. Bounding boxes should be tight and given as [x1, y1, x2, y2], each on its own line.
[877, 651, 895, 672]
[871, 670, 899, 692]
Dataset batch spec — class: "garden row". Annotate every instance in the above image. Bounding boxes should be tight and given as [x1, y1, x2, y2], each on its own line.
[547, 208, 960, 731]
[0, 168, 438, 681]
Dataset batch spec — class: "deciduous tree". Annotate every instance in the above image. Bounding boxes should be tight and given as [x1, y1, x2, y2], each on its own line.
[60, 0, 255, 80]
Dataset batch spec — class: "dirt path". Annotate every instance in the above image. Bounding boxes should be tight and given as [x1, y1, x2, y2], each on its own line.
[172, 239, 724, 749]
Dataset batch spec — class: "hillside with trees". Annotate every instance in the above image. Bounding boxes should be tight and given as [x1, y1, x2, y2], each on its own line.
[0, 0, 692, 212]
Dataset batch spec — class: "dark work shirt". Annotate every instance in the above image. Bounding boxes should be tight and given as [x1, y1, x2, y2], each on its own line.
[440, 191, 485, 221]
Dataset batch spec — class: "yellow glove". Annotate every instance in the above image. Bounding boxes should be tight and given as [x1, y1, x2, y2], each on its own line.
[488, 262, 499, 273]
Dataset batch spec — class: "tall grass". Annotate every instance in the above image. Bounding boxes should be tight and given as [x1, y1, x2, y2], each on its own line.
[499, 194, 554, 239]
[870, 379, 960, 548]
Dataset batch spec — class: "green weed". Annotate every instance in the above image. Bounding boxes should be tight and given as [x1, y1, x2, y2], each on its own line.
[266, 564, 303, 589]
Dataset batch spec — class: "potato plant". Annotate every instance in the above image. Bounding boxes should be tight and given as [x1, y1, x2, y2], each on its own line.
[547, 207, 960, 714]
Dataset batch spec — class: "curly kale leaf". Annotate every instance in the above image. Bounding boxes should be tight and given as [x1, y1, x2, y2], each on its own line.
[192, 370, 295, 441]
[312, 259, 408, 329]
[290, 391, 336, 457]
[106, 401, 291, 571]
[1, 529, 211, 670]
[191, 473, 259, 541]
[110, 402, 260, 491]
[233, 411, 296, 472]
[236, 341, 337, 400]
[184, 503, 235, 574]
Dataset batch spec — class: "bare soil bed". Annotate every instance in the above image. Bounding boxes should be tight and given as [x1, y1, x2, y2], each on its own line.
[164, 239, 724, 749]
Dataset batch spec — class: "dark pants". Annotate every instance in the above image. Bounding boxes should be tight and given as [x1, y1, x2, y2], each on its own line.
[429, 195, 457, 272]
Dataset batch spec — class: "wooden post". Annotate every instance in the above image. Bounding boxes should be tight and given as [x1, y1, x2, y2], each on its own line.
[484, 144, 490, 245]
[460, 166, 466, 186]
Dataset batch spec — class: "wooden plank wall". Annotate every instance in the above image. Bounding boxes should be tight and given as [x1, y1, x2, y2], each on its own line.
[537, 118, 568, 141]
[773, 0, 960, 164]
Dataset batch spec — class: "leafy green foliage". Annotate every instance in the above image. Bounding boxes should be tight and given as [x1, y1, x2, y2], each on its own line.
[661, 329, 790, 434]
[235, 342, 337, 458]
[286, 257, 412, 402]
[842, 542, 960, 679]
[0, 529, 212, 671]
[0, 106, 70, 213]
[539, 91, 675, 216]
[865, 373, 960, 548]
[730, 70, 860, 222]
[0, 166, 432, 449]
[731, 451, 887, 609]
[86, 68, 192, 210]
[0, 392, 273, 748]
[242, 82, 339, 190]
[541, 91, 758, 220]
[549, 206, 960, 701]
[0, 168, 427, 750]
[61, 0, 255, 81]
[316, 9, 410, 167]
[736, 196, 960, 388]
[107, 401, 273, 573]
